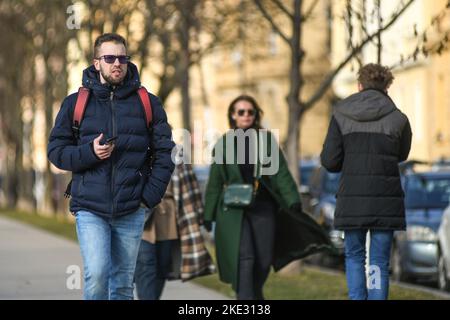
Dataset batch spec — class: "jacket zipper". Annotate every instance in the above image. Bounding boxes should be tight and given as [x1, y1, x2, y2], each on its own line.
[110, 91, 116, 216]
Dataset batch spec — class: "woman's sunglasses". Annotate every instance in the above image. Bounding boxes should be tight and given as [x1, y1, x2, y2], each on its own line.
[95, 55, 131, 64]
[237, 109, 256, 117]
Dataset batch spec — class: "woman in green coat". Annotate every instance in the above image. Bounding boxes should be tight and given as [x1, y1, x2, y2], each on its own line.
[204, 95, 334, 300]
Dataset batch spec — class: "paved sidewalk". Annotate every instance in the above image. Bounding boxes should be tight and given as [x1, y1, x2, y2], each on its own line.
[0, 215, 227, 300]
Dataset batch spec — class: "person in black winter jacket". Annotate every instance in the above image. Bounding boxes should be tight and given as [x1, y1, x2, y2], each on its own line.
[47, 33, 175, 300]
[320, 64, 412, 300]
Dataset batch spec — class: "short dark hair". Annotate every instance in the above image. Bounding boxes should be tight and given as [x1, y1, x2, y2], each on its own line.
[94, 33, 127, 58]
[227, 95, 264, 129]
[358, 63, 394, 91]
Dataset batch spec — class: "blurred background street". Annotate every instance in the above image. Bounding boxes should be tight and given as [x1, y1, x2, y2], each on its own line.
[2, 0, 450, 299]
[0, 215, 228, 300]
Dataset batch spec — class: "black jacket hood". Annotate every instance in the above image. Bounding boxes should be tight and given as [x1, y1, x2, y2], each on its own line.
[335, 89, 396, 122]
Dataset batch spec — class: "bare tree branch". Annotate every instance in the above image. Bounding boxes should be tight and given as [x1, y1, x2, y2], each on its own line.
[253, 0, 290, 44]
[389, 3, 450, 69]
[273, 0, 294, 20]
[304, 0, 415, 109]
[302, 0, 320, 22]
[376, 0, 383, 63]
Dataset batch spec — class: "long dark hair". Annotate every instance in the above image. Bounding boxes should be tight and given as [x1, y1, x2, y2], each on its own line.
[227, 95, 264, 129]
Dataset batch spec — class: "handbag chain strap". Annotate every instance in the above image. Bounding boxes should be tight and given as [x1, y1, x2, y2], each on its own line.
[253, 130, 261, 193]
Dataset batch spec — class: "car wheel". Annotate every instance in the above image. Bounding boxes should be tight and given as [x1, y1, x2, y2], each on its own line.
[392, 245, 408, 282]
[438, 250, 450, 292]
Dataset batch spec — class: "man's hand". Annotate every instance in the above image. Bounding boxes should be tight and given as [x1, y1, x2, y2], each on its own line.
[93, 133, 115, 160]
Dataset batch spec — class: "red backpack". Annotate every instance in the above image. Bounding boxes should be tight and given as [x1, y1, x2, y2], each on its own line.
[64, 86, 153, 198]
[71, 86, 153, 138]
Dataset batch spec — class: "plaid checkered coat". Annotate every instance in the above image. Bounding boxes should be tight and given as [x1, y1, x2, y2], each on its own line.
[171, 162, 216, 281]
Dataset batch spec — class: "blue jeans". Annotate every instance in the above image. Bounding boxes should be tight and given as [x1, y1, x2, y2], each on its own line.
[75, 208, 145, 300]
[344, 229, 393, 300]
[134, 239, 174, 300]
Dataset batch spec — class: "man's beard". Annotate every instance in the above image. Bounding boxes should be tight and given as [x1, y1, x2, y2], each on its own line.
[100, 67, 126, 86]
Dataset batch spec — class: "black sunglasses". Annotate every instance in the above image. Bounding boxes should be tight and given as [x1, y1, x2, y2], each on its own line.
[95, 55, 130, 64]
[237, 109, 256, 116]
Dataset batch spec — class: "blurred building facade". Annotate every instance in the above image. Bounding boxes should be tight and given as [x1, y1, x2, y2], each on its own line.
[57, 0, 450, 170]
[332, 0, 450, 162]
[13, 0, 450, 213]
[164, 0, 334, 161]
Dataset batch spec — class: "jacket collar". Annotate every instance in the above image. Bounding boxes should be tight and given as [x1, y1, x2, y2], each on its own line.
[81, 62, 141, 100]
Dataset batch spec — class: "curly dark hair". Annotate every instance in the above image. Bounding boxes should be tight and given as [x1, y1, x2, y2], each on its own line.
[358, 63, 394, 91]
[227, 95, 264, 129]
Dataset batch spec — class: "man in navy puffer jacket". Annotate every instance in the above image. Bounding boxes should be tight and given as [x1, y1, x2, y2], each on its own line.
[48, 33, 175, 300]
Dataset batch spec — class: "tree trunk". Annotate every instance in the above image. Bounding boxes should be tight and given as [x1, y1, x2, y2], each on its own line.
[14, 58, 36, 212]
[279, 0, 304, 275]
[5, 143, 18, 209]
[3, 91, 23, 209]
[283, 0, 303, 185]
[377, 0, 382, 64]
[180, 6, 192, 134]
[44, 61, 56, 214]
[180, 62, 191, 133]
[16, 120, 36, 212]
[285, 102, 302, 183]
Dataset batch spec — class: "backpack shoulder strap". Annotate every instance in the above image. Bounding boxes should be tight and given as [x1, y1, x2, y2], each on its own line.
[72, 87, 90, 139]
[65, 87, 90, 199]
[137, 86, 153, 129]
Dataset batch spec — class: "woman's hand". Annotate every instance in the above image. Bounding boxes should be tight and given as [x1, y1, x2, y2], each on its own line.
[203, 221, 213, 232]
[289, 202, 303, 213]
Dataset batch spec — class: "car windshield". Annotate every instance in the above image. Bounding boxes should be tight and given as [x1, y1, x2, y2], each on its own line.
[405, 175, 450, 209]
[324, 172, 340, 194]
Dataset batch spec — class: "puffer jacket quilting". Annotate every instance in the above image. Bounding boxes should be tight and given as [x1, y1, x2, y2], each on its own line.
[48, 62, 175, 218]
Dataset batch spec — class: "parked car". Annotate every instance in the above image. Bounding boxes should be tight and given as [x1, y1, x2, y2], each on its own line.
[438, 204, 450, 291]
[298, 158, 319, 212]
[432, 158, 450, 172]
[299, 159, 319, 193]
[307, 166, 344, 257]
[391, 170, 450, 285]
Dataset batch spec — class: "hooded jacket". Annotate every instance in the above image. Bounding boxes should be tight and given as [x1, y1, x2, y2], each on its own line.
[48, 62, 175, 218]
[320, 89, 412, 230]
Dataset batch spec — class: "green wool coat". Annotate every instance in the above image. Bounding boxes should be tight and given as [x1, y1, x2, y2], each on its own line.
[204, 130, 334, 291]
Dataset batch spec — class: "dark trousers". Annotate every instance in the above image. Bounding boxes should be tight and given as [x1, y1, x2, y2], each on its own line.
[134, 239, 174, 300]
[237, 200, 276, 300]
